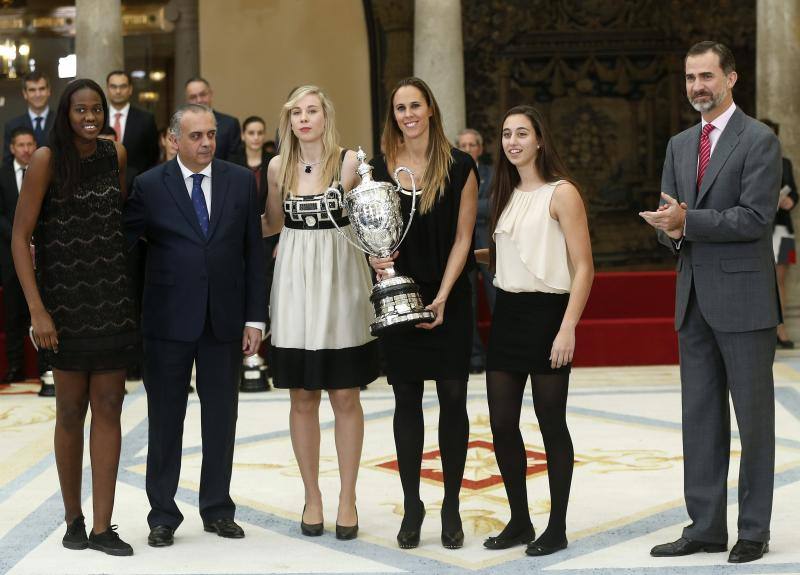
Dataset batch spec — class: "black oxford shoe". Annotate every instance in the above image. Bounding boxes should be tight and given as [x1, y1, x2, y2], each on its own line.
[203, 518, 245, 538]
[728, 539, 768, 563]
[650, 536, 726, 557]
[148, 525, 174, 547]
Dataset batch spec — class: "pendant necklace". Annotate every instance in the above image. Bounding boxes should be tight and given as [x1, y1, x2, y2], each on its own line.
[299, 157, 322, 174]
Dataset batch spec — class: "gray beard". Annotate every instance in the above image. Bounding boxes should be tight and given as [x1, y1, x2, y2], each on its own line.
[689, 87, 727, 113]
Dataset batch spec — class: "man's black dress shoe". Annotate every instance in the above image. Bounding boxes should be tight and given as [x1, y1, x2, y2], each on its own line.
[203, 518, 245, 538]
[148, 525, 174, 547]
[526, 536, 568, 556]
[728, 539, 768, 563]
[301, 504, 323, 536]
[3, 368, 25, 383]
[650, 536, 726, 556]
[397, 501, 425, 549]
[484, 524, 535, 550]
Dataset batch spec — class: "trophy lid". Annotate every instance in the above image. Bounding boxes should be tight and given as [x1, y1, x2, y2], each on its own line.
[356, 146, 373, 182]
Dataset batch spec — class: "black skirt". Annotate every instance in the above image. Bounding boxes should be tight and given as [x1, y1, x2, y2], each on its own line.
[380, 279, 472, 382]
[487, 289, 571, 375]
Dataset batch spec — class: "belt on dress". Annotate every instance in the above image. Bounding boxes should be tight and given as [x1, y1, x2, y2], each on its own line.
[283, 214, 350, 230]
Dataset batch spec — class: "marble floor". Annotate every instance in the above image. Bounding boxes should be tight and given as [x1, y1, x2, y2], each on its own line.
[2, 355, 800, 575]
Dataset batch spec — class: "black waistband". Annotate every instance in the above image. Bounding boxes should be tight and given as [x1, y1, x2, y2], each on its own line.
[283, 215, 350, 230]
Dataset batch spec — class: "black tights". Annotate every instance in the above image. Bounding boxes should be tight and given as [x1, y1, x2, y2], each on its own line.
[487, 370, 573, 546]
[391, 379, 469, 532]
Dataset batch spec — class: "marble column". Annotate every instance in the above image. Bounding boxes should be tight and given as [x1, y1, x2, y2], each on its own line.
[75, 0, 123, 86]
[757, 0, 800, 337]
[167, 0, 200, 105]
[413, 0, 466, 142]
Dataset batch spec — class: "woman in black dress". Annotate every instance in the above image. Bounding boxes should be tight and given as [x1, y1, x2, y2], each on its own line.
[369, 77, 478, 549]
[11, 79, 138, 556]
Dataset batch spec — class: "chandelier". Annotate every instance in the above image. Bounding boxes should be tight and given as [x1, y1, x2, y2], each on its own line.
[0, 38, 32, 78]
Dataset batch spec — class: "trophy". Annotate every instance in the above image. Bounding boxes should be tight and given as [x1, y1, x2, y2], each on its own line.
[325, 147, 434, 336]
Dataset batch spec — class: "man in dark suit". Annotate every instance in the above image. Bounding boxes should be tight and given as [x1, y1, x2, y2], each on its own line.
[124, 104, 266, 547]
[641, 41, 781, 564]
[0, 127, 36, 382]
[184, 77, 241, 161]
[106, 70, 159, 177]
[2, 71, 53, 166]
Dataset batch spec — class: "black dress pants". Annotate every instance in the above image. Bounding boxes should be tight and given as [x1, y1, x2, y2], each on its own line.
[143, 319, 242, 529]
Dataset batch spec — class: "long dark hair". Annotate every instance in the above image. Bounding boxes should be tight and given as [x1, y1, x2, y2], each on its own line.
[49, 78, 109, 197]
[489, 105, 578, 266]
[380, 77, 453, 214]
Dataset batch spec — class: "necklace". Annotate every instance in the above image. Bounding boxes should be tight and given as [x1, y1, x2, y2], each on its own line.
[298, 157, 322, 174]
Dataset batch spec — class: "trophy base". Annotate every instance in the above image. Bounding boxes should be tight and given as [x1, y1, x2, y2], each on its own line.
[369, 275, 436, 336]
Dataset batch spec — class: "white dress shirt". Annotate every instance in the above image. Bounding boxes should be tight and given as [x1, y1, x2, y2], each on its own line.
[110, 102, 130, 142]
[13, 160, 26, 193]
[175, 154, 265, 336]
[28, 107, 49, 129]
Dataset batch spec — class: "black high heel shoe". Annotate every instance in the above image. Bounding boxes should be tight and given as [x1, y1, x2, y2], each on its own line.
[336, 507, 359, 540]
[397, 501, 425, 549]
[440, 505, 464, 549]
[300, 504, 323, 537]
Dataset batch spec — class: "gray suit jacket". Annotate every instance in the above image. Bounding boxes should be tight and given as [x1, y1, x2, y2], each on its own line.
[659, 107, 782, 333]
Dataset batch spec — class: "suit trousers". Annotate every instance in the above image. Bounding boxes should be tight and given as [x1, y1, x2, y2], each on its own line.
[143, 319, 242, 529]
[679, 288, 775, 544]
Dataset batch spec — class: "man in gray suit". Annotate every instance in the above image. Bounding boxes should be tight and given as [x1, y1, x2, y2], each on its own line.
[641, 41, 781, 564]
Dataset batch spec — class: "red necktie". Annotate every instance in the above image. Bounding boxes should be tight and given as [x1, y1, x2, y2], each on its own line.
[697, 123, 715, 189]
[114, 112, 122, 142]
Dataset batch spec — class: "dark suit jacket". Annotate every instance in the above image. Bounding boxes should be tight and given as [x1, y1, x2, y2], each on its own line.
[214, 110, 242, 162]
[658, 107, 782, 333]
[121, 106, 159, 175]
[0, 163, 20, 275]
[123, 158, 266, 342]
[230, 149, 274, 214]
[3, 111, 54, 165]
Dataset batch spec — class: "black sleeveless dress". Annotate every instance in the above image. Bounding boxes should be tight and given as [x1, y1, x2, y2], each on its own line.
[369, 148, 478, 382]
[35, 138, 140, 371]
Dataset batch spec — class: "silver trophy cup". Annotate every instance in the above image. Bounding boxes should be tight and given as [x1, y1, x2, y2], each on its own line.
[325, 147, 435, 336]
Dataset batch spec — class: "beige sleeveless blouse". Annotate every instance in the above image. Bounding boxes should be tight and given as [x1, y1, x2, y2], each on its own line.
[492, 180, 572, 294]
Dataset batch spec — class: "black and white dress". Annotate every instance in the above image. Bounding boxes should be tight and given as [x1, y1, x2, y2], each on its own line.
[269, 168, 379, 390]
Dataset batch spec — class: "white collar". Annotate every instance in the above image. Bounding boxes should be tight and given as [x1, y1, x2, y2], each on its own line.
[176, 155, 212, 180]
[701, 101, 736, 133]
[13, 159, 25, 173]
[28, 106, 49, 122]
[110, 103, 131, 117]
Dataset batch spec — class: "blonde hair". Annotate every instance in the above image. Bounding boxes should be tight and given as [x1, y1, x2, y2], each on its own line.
[381, 77, 453, 214]
[277, 85, 341, 198]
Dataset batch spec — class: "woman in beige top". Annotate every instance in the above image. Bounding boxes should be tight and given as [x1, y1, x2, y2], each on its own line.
[476, 105, 593, 557]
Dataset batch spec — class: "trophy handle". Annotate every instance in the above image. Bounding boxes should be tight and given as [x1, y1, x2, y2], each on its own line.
[392, 166, 417, 254]
[323, 187, 379, 257]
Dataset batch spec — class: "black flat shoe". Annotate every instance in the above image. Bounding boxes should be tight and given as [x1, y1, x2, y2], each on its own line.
[62, 515, 88, 550]
[301, 504, 324, 537]
[728, 539, 768, 563]
[526, 536, 568, 556]
[335, 508, 358, 540]
[778, 336, 795, 349]
[88, 525, 133, 556]
[203, 518, 245, 538]
[650, 536, 726, 557]
[148, 525, 174, 547]
[397, 501, 425, 549]
[484, 524, 535, 550]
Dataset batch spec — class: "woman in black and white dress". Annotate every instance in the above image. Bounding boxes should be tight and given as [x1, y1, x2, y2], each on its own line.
[262, 85, 378, 540]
